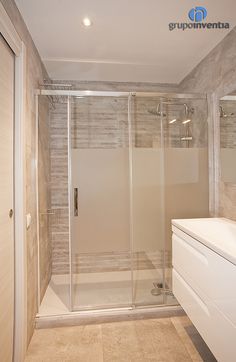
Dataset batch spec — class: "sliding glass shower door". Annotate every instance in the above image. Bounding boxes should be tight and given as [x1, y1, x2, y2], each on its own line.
[69, 94, 173, 311]
[36, 89, 209, 317]
[66, 92, 208, 312]
[70, 95, 133, 310]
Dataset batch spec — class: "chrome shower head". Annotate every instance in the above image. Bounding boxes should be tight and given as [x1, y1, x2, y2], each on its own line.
[148, 103, 167, 117]
[220, 106, 235, 118]
[148, 102, 194, 120]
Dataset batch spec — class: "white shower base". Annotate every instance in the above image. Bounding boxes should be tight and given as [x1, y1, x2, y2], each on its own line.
[38, 268, 176, 317]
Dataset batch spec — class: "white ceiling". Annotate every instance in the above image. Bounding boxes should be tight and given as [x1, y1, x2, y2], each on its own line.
[15, 0, 236, 84]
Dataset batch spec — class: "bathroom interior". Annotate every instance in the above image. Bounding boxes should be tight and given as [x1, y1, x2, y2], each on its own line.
[0, 1, 236, 361]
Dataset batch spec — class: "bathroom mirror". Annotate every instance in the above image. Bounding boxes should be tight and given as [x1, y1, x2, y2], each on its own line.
[219, 93, 236, 183]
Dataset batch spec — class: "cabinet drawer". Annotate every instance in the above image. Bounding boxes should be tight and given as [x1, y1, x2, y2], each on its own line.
[172, 231, 236, 325]
[173, 269, 236, 362]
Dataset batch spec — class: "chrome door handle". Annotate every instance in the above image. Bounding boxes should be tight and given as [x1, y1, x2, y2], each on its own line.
[74, 188, 78, 216]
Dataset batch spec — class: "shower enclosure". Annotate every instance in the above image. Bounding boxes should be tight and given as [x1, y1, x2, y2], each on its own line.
[36, 89, 209, 316]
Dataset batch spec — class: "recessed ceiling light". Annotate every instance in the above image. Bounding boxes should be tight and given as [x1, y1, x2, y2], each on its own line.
[82, 17, 92, 27]
[169, 119, 177, 124]
[182, 119, 191, 124]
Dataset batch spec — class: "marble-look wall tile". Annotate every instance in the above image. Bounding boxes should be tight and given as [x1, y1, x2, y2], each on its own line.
[51, 80, 179, 92]
[48, 83, 208, 275]
[219, 181, 236, 221]
[179, 26, 236, 220]
[49, 101, 70, 274]
[219, 100, 236, 148]
[38, 97, 52, 301]
[72, 250, 171, 275]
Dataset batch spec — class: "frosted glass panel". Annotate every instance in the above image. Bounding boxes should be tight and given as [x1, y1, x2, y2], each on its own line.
[70, 96, 132, 310]
[71, 149, 130, 253]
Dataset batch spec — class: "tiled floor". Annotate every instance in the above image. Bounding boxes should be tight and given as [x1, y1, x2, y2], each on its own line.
[25, 316, 217, 361]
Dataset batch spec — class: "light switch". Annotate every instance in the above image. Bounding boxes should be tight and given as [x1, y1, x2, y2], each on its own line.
[26, 213, 32, 229]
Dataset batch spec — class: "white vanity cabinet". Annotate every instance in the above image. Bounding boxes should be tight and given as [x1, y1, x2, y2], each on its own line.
[172, 218, 236, 362]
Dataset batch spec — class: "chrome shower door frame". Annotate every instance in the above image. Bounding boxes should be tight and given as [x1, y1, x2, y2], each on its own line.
[36, 89, 209, 314]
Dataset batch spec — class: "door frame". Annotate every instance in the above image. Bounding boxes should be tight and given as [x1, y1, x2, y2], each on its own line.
[0, 4, 27, 362]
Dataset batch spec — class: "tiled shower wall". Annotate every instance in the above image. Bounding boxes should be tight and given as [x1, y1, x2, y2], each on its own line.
[38, 97, 52, 302]
[179, 26, 236, 220]
[219, 100, 236, 219]
[48, 87, 208, 275]
[48, 87, 177, 275]
[219, 100, 236, 148]
[49, 100, 70, 274]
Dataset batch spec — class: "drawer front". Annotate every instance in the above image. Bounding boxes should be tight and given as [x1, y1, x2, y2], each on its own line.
[173, 269, 236, 362]
[172, 231, 236, 325]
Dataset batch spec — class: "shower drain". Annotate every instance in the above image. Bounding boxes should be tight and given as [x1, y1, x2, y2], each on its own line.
[151, 282, 162, 296]
[151, 282, 174, 297]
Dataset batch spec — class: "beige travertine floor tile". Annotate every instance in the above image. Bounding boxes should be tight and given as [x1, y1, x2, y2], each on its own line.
[134, 318, 192, 361]
[171, 316, 203, 362]
[101, 321, 144, 361]
[171, 316, 217, 362]
[101, 318, 192, 362]
[25, 317, 212, 362]
[25, 324, 103, 362]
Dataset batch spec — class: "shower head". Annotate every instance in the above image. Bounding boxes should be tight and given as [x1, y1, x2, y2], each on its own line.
[220, 106, 235, 118]
[148, 103, 167, 117]
[147, 102, 194, 120]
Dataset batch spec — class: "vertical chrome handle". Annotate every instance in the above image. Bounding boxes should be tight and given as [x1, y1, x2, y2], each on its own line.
[74, 188, 78, 216]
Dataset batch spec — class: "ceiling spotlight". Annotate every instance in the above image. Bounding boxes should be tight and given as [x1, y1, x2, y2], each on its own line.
[169, 119, 177, 124]
[82, 17, 92, 27]
[182, 119, 191, 124]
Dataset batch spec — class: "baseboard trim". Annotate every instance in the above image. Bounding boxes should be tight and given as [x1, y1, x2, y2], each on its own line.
[36, 305, 184, 329]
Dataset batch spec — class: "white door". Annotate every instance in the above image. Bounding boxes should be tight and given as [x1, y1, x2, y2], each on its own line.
[0, 34, 15, 362]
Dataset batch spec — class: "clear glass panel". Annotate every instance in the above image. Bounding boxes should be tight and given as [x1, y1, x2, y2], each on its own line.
[130, 96, 166, 307]
[70, 96, 132, 310]
[131, 95, 209, 307]
[38, 95, 52, 305]
[38, 95, 70, 315]
[219, 98, 236, 183]
[163, 96, 209, 303]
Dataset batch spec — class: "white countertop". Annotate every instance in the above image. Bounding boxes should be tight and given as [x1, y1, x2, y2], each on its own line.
[172, 217, 236, 266]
